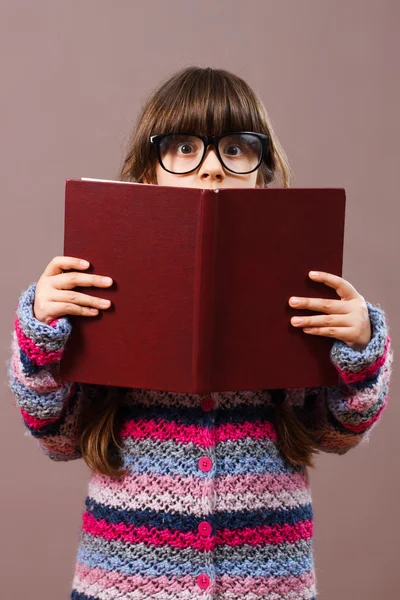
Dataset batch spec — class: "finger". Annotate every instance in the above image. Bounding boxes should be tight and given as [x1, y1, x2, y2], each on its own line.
[43, 256, 91, 278]
[51, 289, 112, 310]
[308, 271, 360, 301]
[54, 272, 113, 291]
[291, 313, 351, 328]
[47, 301, 101, 320]
[289, 296, 349, 314]
[302, 326, 353, 343]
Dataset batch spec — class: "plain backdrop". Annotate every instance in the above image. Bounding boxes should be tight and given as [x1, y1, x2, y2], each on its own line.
[0, 1, 399, 598]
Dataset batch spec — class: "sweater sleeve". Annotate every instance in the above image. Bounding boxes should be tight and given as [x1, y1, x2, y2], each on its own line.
[7, 283, 86, 461]
[286, 301, 393, 455]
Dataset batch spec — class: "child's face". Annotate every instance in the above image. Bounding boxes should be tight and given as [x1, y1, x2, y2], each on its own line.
[155, 146, 259, 189]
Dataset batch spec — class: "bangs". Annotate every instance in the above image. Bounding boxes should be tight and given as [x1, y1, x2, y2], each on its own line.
[150, 68, 267, 137]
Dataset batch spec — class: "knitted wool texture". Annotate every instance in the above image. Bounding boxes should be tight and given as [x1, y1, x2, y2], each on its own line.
[8, 283, 393, 600]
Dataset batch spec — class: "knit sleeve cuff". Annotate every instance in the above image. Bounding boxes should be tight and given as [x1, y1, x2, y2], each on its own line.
[330, 302, 390, 385]
[15, 283, 72, 368]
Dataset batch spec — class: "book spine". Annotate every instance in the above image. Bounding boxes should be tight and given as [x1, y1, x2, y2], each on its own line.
[192, 189, 219, 393]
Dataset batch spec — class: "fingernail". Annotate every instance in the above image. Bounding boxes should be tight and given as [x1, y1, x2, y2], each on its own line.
[80, 260, 89, 267]
[99, 299, 111, 308]
[309, 271, 319, 277]
[292, 318, 303, 325]
[290, 297, 300, 305]
[102, 277, 113, 284]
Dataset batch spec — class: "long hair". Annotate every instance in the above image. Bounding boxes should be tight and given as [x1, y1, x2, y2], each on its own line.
[79, 66, 319, 477]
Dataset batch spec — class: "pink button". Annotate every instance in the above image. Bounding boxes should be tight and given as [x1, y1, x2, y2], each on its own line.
[198, 521, 212, 537]
[201, 396, 214, 412]
[198, 457, 213, 472]
[197, 573, 210, 590]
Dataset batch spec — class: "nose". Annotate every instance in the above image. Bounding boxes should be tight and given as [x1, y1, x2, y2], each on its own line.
[197, 147, 226, 183]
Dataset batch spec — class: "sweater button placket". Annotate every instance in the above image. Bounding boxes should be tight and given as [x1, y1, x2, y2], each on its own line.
[197, 394, 216, 593]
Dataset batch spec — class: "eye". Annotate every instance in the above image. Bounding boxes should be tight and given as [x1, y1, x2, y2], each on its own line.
[177, 143, 195, 155]
[223, 144, 243, 157]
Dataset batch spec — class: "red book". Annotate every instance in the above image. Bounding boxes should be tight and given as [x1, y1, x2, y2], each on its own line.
[59, 179, 346, 393]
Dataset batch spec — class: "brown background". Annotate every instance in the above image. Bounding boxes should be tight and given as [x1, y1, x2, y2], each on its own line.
[1, 1, 399, 598]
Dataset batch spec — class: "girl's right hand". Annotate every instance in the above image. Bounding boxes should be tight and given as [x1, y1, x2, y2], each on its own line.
[33, 256, 114, 325]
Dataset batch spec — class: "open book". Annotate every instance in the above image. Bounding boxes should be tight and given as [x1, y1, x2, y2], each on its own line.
[59, 178, 346, 393]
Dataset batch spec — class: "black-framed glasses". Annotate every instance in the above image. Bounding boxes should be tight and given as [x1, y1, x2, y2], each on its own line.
[150, 131, 269, 175]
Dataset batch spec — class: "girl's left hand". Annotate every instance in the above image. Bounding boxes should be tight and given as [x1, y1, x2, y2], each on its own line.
[289, 271, 372, 351]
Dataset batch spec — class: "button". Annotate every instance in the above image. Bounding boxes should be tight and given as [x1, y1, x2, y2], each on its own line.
[201, 396, 214, 412]
[197, 574, 210, 590]
[198, 521, 212, 537]
[198, 457, 212, 472]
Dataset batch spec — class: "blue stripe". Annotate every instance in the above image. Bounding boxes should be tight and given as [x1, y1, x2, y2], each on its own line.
[76, 546, 313, 578]
[71, 592, 99, 600]
[23, 386, 80, 438]
[20, 349, 41, 376]
[17, 283, 72, 343]
[217, 504, 313, 529]
[76, 547, 213, 577]
[122, 452, 292, 477]
[216, 454, 295, 476]
[350, 372, 380, 389]
[214, 555, 314, 577]
[85, 497, 313, 531]
[10, 375, 72, 416]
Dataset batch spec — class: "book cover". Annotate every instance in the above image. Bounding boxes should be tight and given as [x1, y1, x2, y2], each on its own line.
[59, 179, 345, 392]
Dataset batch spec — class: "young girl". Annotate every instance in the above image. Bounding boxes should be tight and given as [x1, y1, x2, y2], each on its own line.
[9, 67, 392, 600]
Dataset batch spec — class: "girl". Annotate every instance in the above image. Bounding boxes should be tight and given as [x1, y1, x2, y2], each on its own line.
[9, 67, 392, 600]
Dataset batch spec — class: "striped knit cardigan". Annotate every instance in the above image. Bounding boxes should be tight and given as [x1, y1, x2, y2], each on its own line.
[8, 283, 393, 600]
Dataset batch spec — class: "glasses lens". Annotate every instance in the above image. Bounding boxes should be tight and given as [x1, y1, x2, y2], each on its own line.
[218, 133, 263, 173]
[159, 134, 204, 173]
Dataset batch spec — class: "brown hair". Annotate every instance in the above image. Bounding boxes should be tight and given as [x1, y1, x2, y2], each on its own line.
[119, 66, 293, 187]
[79, 66, 320, 477]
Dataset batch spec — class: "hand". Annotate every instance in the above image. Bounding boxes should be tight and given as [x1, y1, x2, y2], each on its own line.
[33, 256, 114, 325]
[289, 271, 372, 351]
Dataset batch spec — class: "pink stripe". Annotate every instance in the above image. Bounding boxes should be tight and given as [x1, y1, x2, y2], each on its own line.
[341, 395, 388, 433]
[337, 337, 390, 384]
[14, 316, 63, 366]
[74, 565, 315, 596]
[36, 435, 79, 457]
[120, 418, 277, 445]
[75, 566, 199, 594]
[216, 520, 313, 546]
[83, 512, 312, 549]
[20, 408, 60, 429]
[89, 470, 309, 501]
[217, 572, 315, 595]
[88, 480, 310, 517]
[83, 513, 215, 551]
[90, 472, 214, 503]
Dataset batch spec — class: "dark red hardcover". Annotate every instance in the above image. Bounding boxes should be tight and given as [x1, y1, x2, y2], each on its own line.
[59, 179, 346, 392]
